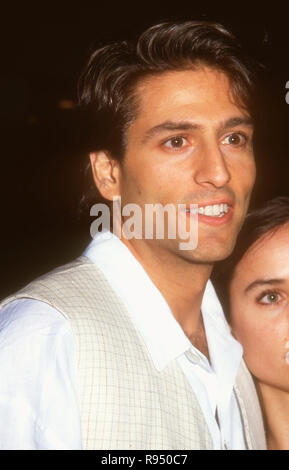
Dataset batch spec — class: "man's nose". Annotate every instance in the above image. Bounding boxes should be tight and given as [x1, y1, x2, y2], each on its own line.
[194, 139, 231, 188]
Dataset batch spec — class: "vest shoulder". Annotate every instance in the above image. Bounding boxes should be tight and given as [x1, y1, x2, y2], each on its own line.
[0, 256, 111, 310]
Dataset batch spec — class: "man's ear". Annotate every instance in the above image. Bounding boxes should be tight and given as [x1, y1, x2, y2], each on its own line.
[89, 151, 121, 201]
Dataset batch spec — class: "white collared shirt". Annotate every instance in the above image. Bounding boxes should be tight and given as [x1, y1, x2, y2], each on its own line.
[0, 231, 246, 449]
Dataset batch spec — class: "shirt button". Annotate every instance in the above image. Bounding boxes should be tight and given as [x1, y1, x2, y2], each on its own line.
[185, 349, 201, 364]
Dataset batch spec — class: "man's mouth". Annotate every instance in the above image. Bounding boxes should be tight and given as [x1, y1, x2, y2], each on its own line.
[185, 203, 230, 218]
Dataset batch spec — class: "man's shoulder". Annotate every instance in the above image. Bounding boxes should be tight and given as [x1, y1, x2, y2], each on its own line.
[0, 259, 94, 346]
[0, 254, 125, 325]
[0, 298, 71, 344]
[35, 255, 93, 280]
[1, 255, 104, 305]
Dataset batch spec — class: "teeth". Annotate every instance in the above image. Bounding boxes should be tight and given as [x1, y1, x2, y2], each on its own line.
[213, 204, 219, 216]
[186, 204, 230, 216]
[204, 206, 213, 216]
[198, 203, 229, 217]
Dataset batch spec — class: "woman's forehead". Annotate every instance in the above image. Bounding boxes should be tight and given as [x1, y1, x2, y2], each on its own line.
[232, 223, 289, 283]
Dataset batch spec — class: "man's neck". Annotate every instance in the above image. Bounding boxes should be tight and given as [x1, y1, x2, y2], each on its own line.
[256, 381, 289, 450]
[121, 237, 212, 341]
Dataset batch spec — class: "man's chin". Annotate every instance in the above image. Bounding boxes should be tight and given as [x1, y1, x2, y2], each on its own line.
[176, 240, 237, 264]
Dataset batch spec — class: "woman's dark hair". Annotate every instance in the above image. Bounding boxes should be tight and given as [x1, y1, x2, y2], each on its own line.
[78, 20, 259, 214]
[213, 197, 289, 318]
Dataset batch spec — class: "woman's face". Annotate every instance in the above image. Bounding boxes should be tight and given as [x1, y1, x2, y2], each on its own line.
[229, 224, 289, 391]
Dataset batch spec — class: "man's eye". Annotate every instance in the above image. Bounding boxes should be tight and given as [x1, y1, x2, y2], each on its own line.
[163, 136, 188, 149]
[222, 133, 247, 146]
[257, 291, 282, 305]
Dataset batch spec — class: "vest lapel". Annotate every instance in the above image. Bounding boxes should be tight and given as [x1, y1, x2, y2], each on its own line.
[234, 360, 267, 450]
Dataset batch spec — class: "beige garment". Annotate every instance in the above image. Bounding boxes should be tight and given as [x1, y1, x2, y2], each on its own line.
[0, 256, 267, 450]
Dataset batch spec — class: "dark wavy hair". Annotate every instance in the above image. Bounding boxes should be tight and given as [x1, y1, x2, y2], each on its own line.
[213, 197, 289, 318]
[78, 21, 259, 214]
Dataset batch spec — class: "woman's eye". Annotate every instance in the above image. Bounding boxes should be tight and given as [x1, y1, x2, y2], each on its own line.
[257, 292, 282, 305]
[163, 136, 188, 149]
[222, 133, 247, 146]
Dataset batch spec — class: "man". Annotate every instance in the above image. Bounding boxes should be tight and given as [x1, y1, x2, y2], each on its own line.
[0, 21, 266, 449]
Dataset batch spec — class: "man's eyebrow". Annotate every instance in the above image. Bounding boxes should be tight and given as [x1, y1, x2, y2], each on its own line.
[142, 116, 253, 143]
[142, 121, 199, 142]
[244, 278, 285, 294]
[221, 116, 253, 130]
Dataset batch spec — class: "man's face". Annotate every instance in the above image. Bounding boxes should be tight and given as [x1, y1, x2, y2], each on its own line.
[118, 66, 256, 264]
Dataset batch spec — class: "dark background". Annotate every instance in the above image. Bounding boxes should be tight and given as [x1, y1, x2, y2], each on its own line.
[1, 2, 289, 298]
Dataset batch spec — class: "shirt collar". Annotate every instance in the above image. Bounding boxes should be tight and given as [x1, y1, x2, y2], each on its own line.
[201, 280, 243, 411]
[83, 231, 242, 375]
